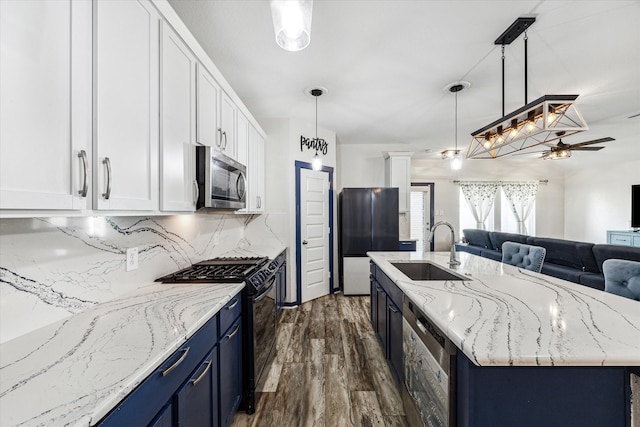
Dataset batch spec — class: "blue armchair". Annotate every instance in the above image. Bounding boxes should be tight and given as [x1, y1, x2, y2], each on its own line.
[501, 241, 546, 273]
[603, 259, 640, 301]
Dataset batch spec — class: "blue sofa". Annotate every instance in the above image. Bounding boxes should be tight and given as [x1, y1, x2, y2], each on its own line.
[456, 229, 640, 291]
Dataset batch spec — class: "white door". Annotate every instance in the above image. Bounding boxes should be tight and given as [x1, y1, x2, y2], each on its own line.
[160, 22, 196, 212]
[0, 0, 91, 210]
[300, 168, 330, 303]
[94, 0, 159, 211]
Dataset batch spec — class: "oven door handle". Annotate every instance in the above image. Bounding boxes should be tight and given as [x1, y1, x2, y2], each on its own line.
[254, 279, 276, 303]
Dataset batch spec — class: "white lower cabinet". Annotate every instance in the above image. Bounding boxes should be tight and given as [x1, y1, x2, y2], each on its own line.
[93, 0, 159, 211]
[160, 22, 197, 212]
[0, 0, 92, 210]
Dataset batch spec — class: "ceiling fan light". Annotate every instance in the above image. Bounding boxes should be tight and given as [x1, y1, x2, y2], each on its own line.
[270, 0, 313, 51]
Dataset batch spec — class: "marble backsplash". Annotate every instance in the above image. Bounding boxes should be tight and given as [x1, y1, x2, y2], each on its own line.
[0, 213, 287, 344]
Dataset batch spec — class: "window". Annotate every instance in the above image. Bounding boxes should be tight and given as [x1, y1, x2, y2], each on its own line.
[501, 187, 535, 235]
[459, 188, 494, 237]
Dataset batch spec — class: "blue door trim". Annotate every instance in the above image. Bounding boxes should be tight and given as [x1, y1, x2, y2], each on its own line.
[295, 161, 335, 306]
[411, 182, 435, 252]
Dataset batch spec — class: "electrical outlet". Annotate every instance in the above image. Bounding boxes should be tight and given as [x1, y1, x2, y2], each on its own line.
[126, 247, 138, 271]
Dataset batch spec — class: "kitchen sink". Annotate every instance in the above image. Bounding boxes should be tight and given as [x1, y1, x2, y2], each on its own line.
[390, 261, 467, 281]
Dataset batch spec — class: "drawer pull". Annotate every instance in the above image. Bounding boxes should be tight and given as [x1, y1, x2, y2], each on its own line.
[376, 285, 383, 292]
[191, 360, 212, 386]
[162, 347, 190, 377]
[388, 303, 398, 313]
[226, 324, 240, 340]
[226, 298, 239, 310]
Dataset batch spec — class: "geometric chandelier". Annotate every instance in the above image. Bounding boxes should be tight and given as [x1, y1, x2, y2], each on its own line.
[467, 94, 588, 159]
[466, 17, 588, 159]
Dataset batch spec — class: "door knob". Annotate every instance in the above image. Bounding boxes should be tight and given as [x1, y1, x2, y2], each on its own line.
[302, 240, 308, 245]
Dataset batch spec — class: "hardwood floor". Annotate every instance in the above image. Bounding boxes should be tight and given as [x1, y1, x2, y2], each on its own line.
[230, 293, 408, 427]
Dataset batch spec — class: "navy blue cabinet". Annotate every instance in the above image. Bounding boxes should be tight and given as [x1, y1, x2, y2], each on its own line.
[219, 317, 242, 427]
[176, 348, 217, 427]
[369, 262, 403, 385]
[97, 293, 243, 427]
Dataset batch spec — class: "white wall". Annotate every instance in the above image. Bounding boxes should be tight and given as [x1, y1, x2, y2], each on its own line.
[564, 159, 640, 243]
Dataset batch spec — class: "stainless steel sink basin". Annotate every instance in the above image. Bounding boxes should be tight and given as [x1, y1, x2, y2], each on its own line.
[391, 261, 467, 281]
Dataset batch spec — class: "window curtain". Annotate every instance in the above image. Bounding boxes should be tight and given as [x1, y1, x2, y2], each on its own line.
[459, 183, 498, 230]
[501, 182, 538, 235]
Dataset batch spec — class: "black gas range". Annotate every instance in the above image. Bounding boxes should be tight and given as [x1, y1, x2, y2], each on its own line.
[155, 254, 285, 414]
[155, 257, 269, 291]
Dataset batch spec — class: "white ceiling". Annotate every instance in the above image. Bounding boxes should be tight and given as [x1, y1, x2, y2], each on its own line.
[167, 0, 640, 173]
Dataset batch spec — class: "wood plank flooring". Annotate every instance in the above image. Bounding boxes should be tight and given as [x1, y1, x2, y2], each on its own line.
[230, 294, 408, 427]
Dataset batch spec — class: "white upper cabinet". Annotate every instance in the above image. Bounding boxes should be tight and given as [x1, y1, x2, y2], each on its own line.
[160, 22, 197, 212]
[196, 64, 220, 149]
[0, 0, 92, 210]
[384, 152, 413, 213]
[219, 91, 237, 159]
[248, 125, 265, 213]
[235, 110, 249, 213]
[94, 0, 159, 211]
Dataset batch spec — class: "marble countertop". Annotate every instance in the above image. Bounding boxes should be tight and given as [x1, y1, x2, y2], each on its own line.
[0, 281, 244, 427]
[368, 251, 640, 367]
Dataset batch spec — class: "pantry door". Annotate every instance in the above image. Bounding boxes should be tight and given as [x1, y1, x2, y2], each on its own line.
[299, 167, 330, 304]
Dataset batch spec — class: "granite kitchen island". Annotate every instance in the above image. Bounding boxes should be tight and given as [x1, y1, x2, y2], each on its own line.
[368, 251, 640, 427]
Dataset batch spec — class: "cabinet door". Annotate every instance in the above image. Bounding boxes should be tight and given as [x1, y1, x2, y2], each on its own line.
[94, 0, 159, 211]
[196, 64, 220, 148]
[248, 125, 265, 212]
[160, 22, 196, 212]
[176, 348, 217, 427]
[219, 317, 242, 427]
[370, 277, 378, 330]
[235, 111, 249, 213]
[149, 402, 173, 427]
[0, 0, 91, 210]
[375, 284, 388, 356]
[385, 154, 411, 213]
[387, 299, 403, 385]
[220, 91, 236, 159]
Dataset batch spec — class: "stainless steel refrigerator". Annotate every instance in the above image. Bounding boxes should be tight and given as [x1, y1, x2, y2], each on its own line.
[338, 187, 399, 294]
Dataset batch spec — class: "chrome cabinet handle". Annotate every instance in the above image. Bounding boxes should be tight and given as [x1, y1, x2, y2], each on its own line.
[217, 128, 223, 147]
[102, 157, 112, 200]
[191, 360, 212, 386]
[162, 347, 190, 376]
[193, 180, 199, 205]
[226, 298, 239, 310]
[376, 285, 383, 292]
[222, 131, 227, 149]
[388, 303, 398, 313]
[226, 324, 240, 341]
[257, 196, 261, 209]
[78, 150, 88, 197]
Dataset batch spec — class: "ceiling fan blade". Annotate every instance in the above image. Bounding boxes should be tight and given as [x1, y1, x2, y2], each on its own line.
[568, 137, 615, 148]
[569, 146, 604, 151]
[512, 150, 547, 156]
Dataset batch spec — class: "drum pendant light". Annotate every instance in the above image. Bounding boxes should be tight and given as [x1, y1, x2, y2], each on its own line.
[311, 88, 323, 171]
[270, 0, 313, 52]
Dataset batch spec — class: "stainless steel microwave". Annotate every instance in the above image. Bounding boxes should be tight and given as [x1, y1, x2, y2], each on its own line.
[195, 146, 246, 210]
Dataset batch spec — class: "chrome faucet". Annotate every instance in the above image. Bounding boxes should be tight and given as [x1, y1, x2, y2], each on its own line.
[427, 221, 461, 267]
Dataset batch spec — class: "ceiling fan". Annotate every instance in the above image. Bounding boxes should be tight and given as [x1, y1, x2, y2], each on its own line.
[537, 132, 615, 160]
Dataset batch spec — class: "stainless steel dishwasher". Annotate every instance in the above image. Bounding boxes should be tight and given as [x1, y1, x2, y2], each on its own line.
[403, 296, 457, 427]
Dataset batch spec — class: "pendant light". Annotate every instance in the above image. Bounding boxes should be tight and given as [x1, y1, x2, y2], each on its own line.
[467, 17, 588, 159]
[311, 88, 324, 171]
[270, 0, 313, 52]
[441, 82, 469, 170]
